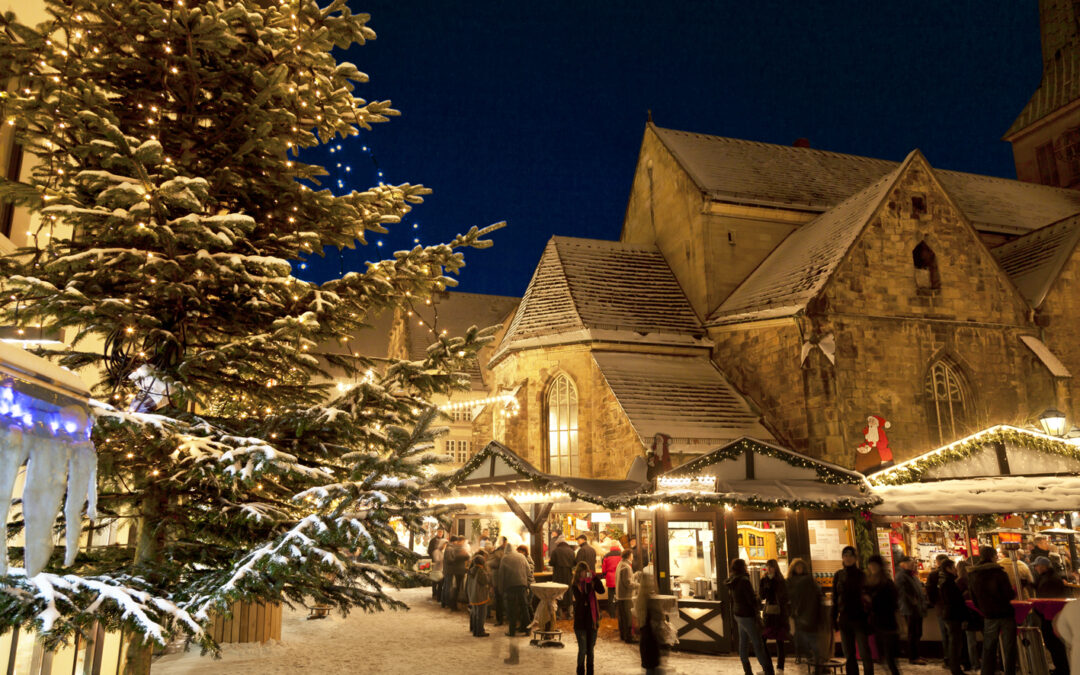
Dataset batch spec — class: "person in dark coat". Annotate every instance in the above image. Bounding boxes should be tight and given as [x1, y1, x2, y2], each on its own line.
[616, 550, 638, 643]
[628, 535, 649, 573]
[833, 545, 873, 675]
[939, 559, 968, 675]
[575, 534, 597, 571]
[760, 558, 789, 673]
[1032, 557, 1071, 675]
[550, 539, 577, 619]
[466, 554, 492, 637]
[427, 529, 445, 600]
[927, 554, 953, 669]
[442, 536, 470, 610]
[572, 561, 606, 675]
[788, 558, 823, 666]
[728, 558, 775, 675]
[969, 546, 1017, 675]
[486, 537, 506, 625]
[957, 560, 983, 674]
[895, 554, 929, 664]
[498, 543, 533, 637]
[865, 554, 901, 675]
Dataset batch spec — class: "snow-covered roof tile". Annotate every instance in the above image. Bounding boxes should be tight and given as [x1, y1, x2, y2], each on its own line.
[1019, 335, 1072, 378]
[592, 352, 771, 449]
[991, 214, 1080, 308]
[492, 237, 704, 362]
[708, 156, 907, 325]
[653, 125, 1080, 236]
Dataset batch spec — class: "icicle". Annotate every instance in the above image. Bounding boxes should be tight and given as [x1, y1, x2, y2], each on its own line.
[0, 425, 28, 576]
[64, 440, 97, 566]
[22, 435, 73, 576]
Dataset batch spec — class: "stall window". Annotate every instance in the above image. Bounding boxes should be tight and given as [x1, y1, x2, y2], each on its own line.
[668, 520, 718, 600]
[737, 520, 788, 576]
[807, 519, 855, 587]
[546, 374, 579, 475]
[924, 358, 971, 446]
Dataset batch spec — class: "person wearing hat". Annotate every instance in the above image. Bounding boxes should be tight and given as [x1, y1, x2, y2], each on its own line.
[895, 554, 929, 665]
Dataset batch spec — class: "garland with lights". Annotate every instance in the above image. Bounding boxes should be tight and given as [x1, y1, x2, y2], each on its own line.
[869, 426, 1080, 486]
[668, 438, 868, 487]
[435, 441, 879, 513]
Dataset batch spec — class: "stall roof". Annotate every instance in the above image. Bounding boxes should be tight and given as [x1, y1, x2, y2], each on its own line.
[432, 440, 646, 505]
[646, 437, 878, 510]
[867, 425, 1080, 487]
[872, 475, 1080, 516]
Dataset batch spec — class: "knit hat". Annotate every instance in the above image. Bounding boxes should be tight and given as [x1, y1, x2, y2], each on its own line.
[1034, 556, 1052, 569]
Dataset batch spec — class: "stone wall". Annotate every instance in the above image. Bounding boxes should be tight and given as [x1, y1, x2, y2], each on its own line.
[1035, 242, 1080, 421]
[489, 344, 646, 479]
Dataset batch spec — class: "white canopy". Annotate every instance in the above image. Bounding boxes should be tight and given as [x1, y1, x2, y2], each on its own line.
[873, 474, 1080, 516]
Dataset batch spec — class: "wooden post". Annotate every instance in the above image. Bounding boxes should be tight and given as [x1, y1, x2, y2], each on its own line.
[501, 493, 552, 572]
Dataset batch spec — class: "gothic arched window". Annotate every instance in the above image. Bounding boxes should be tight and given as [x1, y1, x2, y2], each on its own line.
[546, 375, 579, 475]
[924, 358, 971, 446]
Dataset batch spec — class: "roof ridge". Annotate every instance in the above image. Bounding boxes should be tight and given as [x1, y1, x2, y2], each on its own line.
[654, 123, 1080, 200]
[707, 153, 911, 323]
[550, 235, 661, 252]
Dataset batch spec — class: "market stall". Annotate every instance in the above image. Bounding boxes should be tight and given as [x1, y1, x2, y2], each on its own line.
[616, 438, 878, 654]
[868, 425, 1080, 643]
[426, 441, 645, 573]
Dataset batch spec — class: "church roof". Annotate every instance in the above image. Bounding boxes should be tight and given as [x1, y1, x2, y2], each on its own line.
[652, 125, 1080, 236]
[491, 237, 706, 363]
[1004, 1, 1080, 139]
[591, 351, 772, 454]
[991, 214, 1080, 308]
[708, 154, 910, 325]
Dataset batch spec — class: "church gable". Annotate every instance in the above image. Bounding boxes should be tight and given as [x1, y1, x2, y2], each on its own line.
[819, 153, 1031, 325]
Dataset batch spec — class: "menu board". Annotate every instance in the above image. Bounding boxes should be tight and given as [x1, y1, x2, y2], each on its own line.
[877, 529, 894, 573]
[808, 519, 854, 569]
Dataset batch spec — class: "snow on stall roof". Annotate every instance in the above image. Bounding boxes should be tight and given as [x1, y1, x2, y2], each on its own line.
[0, 340, 90, 398]
[708, 155, 907, 325]
[492, 237, 706, 362]
[1019, 335, 1072, 378]
[653, 125, 1080, 235]
[991, 214, 1080, 308]
[591, 352, 771, 451]
[872, 474, 1080, 516]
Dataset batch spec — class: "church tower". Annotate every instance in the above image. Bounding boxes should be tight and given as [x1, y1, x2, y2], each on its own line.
[1005, 0, 1080, 188]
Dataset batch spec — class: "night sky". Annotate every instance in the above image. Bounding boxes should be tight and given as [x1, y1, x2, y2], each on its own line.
[297, 1, 1042, 298]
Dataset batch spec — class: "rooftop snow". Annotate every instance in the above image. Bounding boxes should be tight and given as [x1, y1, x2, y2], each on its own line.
[591, 351, 772, 451]
[991, 214, 1080, 308]
[492, 237, 705, 362]
[653, 125, 1080, 236]
[873, 474, 1080, 515]
[708, 154, 908, 325]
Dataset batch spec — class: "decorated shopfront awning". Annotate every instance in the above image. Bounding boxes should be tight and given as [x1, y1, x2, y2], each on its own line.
[868, 425, 1080, 515]
[628, 437, 878, 511]
[428, 440, 646, 508]
[0, 341, 96, 576]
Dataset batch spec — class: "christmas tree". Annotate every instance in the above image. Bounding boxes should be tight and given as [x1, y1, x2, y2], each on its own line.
[0, 0, 498, 665]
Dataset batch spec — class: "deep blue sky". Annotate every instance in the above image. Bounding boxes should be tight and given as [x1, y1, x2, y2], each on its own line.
[298, 1, 1042, 298]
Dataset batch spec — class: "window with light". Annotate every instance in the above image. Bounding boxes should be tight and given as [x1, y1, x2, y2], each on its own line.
[546, 375, 579, 475]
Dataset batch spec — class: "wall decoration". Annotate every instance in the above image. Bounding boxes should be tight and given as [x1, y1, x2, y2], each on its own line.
[856, 414, 894, 473]
[647, 432, 674, 481]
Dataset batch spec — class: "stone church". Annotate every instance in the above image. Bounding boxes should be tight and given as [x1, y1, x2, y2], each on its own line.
[382, 0, 1080, 478]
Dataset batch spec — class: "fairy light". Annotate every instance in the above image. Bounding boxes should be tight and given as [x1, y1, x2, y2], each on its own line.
[428, 490, 569, 507]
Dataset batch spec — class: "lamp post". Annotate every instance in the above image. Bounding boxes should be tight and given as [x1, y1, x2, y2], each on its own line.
[1038, 409, 1068, 437]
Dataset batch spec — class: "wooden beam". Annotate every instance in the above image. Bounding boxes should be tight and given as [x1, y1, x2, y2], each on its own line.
[502, 494, 535, 531]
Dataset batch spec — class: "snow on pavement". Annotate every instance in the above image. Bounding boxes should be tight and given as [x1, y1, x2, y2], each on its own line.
[154, 586, 954, 674]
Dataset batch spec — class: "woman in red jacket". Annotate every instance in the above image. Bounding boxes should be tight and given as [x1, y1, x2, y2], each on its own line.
[601, 545, 622, 618]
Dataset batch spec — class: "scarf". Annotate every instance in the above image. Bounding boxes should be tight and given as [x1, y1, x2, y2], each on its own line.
[578, 576, 599, 625]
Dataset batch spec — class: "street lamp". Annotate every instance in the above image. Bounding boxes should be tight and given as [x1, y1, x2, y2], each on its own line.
[1038, 408, 1068, 437]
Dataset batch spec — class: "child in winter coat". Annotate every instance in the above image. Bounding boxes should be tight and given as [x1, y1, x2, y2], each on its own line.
[465, 555, 491, 637]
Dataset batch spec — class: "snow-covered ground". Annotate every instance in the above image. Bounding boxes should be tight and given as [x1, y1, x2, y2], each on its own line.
[153, 587, 954, 674]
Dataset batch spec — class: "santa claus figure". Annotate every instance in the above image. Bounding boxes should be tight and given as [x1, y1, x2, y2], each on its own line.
[856, 414, 894, 472]
[647, 432, 673, 481]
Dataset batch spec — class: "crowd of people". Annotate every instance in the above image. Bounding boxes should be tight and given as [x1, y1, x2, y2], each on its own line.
[425, 528, 668, 674]
[427, 527, 1080, 675]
